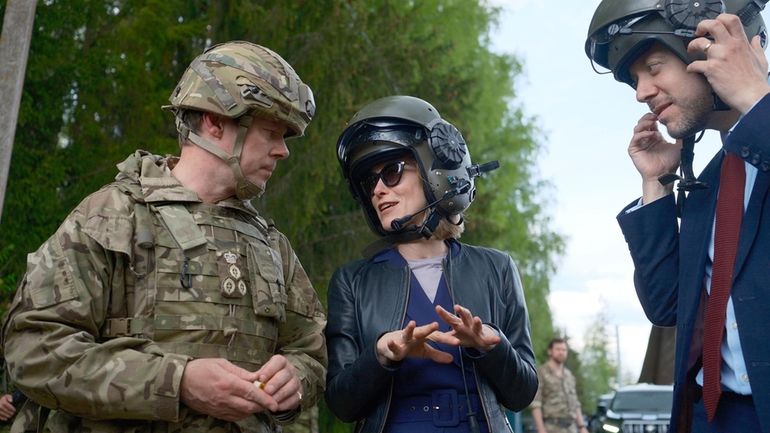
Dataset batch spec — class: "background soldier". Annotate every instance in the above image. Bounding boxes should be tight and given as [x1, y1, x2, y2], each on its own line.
[530, 338, 588, 433]
[1, 41, 326, 432]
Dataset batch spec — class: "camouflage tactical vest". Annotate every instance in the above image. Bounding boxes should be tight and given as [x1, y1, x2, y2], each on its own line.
[14, 154, 291, 433]
[100, 198, 288, 373]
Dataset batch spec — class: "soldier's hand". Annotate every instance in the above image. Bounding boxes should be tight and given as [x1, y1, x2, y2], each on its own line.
[180, 358, 277, 421]
[254, 355, 306, 412]
[0, 394, 16, 421]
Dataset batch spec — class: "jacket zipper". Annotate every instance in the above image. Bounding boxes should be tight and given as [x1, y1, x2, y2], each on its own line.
[375, 265, 411, 433]
[443, 252, 494, 430]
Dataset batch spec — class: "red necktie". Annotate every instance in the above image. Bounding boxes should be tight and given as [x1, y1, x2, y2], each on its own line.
[702, 152, 745, 421]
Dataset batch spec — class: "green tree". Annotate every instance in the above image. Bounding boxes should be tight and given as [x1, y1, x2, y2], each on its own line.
[575, 309, 618, 414]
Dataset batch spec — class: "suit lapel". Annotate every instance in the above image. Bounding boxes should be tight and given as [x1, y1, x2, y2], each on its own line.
[678, 153, 721, 314]
[734, 168, 770, 275]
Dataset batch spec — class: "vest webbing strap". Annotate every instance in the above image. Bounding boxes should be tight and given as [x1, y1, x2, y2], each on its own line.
[102, 317, 147, 337]
[103, 315, 277, 339]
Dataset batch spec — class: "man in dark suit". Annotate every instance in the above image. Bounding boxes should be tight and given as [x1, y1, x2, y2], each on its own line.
[585, 1, 770, 432]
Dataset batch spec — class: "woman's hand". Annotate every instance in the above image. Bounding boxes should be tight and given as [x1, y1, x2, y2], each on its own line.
[375, 320, 454, 366]
[433, 304, 501, 352]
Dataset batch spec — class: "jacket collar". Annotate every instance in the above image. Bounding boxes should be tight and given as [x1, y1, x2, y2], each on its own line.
[115, 150, 259, 217]
[370, 239, 462, 265]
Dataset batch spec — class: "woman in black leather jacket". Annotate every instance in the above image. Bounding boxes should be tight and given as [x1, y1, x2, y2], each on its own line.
[326, 95, 538, 433]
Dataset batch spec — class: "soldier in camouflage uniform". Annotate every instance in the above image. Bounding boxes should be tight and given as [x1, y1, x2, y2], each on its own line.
[530, 338, 588, 433]
[1, 41, 326, 433]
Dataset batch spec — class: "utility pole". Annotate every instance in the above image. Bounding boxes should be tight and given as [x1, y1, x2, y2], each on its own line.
[0, 0, 38, 223]
[615, 324, 622, 386]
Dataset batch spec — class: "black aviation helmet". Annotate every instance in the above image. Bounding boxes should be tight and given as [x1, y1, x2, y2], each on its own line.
[586, 0, 768, 87]
[336, 95, 498, 238]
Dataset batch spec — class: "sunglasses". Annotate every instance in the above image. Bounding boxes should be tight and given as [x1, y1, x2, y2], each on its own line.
[361, 161, 408, 196]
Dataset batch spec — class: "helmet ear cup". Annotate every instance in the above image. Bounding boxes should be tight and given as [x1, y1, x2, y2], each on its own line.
[429, 121, 467, 170]
[664, 0, 725, 30]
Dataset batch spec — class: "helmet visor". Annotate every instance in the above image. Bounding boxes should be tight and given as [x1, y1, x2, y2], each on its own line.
[587, 14, 698, 72]
[338, 121, 424, 171]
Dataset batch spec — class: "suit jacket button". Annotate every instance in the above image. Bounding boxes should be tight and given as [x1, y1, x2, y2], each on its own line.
[741, 147, 751, 158]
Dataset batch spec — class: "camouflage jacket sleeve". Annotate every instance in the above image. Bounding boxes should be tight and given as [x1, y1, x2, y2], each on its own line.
[529, 366, 544, 410]
[2, 187, 190, 422]
[271, 230, 327, 422]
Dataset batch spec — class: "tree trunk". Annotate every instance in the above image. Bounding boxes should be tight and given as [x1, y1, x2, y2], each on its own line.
[0, 0, 37, 223]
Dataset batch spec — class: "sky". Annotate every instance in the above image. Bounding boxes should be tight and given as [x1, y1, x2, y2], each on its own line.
[487, 0, 770, 381]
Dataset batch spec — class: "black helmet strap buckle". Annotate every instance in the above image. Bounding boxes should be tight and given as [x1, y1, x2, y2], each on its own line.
[658, 132, 708, 217]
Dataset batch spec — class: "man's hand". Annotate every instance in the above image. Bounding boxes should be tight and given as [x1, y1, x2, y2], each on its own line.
[531, 407, 548, 433]
[0, 394, 16, 421]
[432, 304, 501, 351]
[376, 320, 453, 366]
[628, 113, 681, 204]
[687, 13, 770, 114]
[180, 358, 276, 421]
[254, 355, 304, 412]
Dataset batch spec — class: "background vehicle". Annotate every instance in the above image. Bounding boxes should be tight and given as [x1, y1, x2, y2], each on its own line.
[596, 384, 672, 433]
[588, 392, 615, 433]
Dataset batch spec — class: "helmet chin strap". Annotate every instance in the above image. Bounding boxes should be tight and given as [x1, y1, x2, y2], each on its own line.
[658, 133, 708, 217]
[657, 89, 730, 217]
[177, 115, 264, 201]
[361, 207, 443, 258]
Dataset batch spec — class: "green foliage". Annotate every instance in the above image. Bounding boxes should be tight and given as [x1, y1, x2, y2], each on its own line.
[573, 310, 618, 414]
[0, 0, 564, 429]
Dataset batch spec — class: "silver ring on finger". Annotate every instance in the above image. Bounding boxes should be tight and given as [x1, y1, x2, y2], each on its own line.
[704, 42, 713, 54]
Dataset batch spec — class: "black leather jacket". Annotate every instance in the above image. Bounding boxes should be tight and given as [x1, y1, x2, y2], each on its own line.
[325, 241, 538, 433]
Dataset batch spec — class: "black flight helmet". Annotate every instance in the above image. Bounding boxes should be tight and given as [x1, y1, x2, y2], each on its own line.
[337, 95, 498, 238]
[586, 0, 767, 87]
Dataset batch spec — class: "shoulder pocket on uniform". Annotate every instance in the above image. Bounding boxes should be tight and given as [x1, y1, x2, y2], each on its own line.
[29, 281, 78, 309]
[247, 241, 287, 321]
[26, 240, 80, 309]
[285, 265, 324, 318]
[82, 214, 133, 256]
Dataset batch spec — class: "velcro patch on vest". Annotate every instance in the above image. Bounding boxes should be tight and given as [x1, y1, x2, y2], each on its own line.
[218, 250, 247, 298]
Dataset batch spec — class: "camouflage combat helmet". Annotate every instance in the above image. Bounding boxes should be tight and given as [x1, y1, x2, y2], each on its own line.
[585, 0, 768, 87]
[337, 95, 498, 238]
[165, 41, 316, 200]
